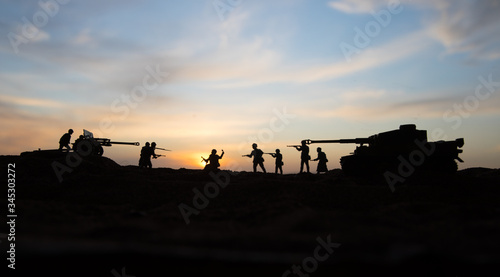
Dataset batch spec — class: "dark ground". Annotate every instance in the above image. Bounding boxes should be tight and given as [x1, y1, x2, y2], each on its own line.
[1, 153, 500, 276]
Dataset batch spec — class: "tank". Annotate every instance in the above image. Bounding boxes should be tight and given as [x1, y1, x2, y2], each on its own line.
[301, 124, 464, 175]
[72, 129, 140, 156]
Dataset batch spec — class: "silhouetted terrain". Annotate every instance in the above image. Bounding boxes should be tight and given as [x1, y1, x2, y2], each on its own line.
[1, 154, 499, 276]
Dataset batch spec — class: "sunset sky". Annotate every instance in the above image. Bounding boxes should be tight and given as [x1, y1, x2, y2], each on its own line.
[1, 0, 499, 173]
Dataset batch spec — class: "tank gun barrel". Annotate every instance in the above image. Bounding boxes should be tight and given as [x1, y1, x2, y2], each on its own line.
[302, 138, 372, 145]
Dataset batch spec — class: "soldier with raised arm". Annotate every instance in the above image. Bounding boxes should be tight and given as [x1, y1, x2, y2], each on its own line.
[202, 149, 224, 172]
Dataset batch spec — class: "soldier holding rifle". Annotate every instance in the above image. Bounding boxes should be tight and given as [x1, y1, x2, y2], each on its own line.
[265, 149, 283, 175]
[288, 140, 310, 173]
[243, 143, 266, 173]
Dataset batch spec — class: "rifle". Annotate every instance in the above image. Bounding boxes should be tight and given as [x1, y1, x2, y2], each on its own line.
[201, 156, 208, 163]
[155, 147, 171, 151]
[153, 154, 165, 159]
[264, 153, 275, 156]
[287, 145, 301, 148]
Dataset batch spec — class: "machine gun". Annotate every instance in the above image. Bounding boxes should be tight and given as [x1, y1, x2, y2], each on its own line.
[72, 129, 139, 156]
[293, 124, 464, 175]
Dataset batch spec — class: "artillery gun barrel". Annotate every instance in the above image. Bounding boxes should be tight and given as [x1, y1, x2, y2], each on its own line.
[108, 141, 140, 146]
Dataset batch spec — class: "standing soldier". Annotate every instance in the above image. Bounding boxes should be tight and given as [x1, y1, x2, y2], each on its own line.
[58, 129, 74, 152]
[151, 142, 158, 160]
[139, 142, 153, 169]
[244, 143, 266, 173]
[312, 147, 328, 174]
[293, 140, 310, 173]
[268, 149, 283, 175]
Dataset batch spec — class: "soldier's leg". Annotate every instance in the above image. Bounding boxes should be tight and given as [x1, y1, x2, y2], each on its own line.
[260, 162, 266, 173]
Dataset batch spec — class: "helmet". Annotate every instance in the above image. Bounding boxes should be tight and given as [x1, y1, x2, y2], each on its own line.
[145, 142, 150, 146]
[68, 129, 74, 134]
[151, 142, 156, 146]
[212, 149, 217, 153]
[252, 143, 257, 147]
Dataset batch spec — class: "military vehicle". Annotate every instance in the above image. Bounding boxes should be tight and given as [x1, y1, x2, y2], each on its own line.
[72, 129, 139, 156]
[20, 129, 140, 158]
[292, 124, 464, 175]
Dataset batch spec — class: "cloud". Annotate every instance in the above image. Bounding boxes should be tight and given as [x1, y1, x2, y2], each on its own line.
[426, 0, 500, 61]
[328, 0, 388, 14]
[70, 28, 95, 46]
[293, 86, 500, 122]
[328, 0, 500, 61]
[0, 94, 65, 109]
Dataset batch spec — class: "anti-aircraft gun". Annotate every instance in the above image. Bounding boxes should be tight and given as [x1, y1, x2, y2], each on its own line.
[296, 124, 464, 175]
[72, 129, 139, 156]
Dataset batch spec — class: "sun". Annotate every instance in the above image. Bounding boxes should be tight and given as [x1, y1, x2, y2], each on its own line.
[197, 153, 208, 168]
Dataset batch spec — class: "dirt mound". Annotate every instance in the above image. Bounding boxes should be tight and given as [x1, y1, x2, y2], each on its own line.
[3, 154, 499, 275]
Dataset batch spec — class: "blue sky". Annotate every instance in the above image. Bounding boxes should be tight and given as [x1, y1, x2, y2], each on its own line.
[1, 0, 499, 172]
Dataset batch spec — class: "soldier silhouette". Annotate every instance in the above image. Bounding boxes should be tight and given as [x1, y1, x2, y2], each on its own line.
[151, 142, 158, 160]
[293, 140, 310, 173]
[244, 143, 266, 173]
[58, 129, 74, 151]
[202, 149, 224, 172]
[268, 149, 283, 174]
[139, 142, 153, 169]
[312, 147, 328, 174]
